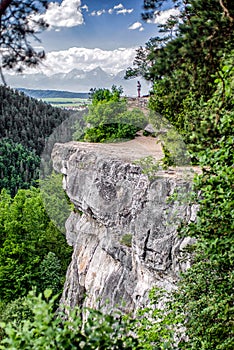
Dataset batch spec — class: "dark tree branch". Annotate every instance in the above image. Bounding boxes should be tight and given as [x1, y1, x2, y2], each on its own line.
[0, 0, 13, 17]
[0, 66, 6, 85]
[0, 0, 48, 84]
[219, 0, 234, 22]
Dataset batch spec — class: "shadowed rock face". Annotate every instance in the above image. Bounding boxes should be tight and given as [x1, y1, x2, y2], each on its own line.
[52, 140, 197, 313]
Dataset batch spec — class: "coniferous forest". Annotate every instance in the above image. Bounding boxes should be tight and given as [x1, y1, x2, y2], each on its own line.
[0, 0, 233, 349]
[0, 86, 74, 194]
[0, 86, 71, 155]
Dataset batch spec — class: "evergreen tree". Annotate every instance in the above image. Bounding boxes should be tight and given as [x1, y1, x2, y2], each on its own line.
[0, 86, 71, 155]
[126, 0, 234, 137]
[0, 139, 40, 196]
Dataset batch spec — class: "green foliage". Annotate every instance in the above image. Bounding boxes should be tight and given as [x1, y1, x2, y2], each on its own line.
[127, 0, 234, 138]
[133, 156, 161, 179]
[0, 290, 140, 349]
[0, 139, 40, 196]
[126, 15, 234, 348]
[130, 287, 180, 350]
[120, 234, 132, 247]
[161, 143, 174, 167]
[38, 252, 63, 295]
[0, 188, 72, 303]
[0, 85, 76, 197]
[174, 108, 234, 349]
[83, 122, 141, 143]
[85, 100, 126, 126]
[74, 91, 147, 142]
[0, 297, 33, 325]
[130, 111, 234, 348]
[158, 128, 190, 166]
[39, 172, 74, 234]
[0, 297, 33, 341]
[89, 85, 123, 105]
[142, 57, 234, 349]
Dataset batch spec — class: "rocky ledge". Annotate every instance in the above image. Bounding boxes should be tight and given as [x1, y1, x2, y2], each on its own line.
[52, 138, 197, 313]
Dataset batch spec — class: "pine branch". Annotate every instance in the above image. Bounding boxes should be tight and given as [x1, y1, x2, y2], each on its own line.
[0, 0, 13, 16]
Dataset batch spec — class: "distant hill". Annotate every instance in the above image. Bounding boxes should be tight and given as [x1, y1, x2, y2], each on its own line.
[17, 88, 90, 99]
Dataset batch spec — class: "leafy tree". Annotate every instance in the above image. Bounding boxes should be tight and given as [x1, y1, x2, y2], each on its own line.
[0, 0, 48, 84]
[74, 87, 147, 142]
[174, 73, 234, 349]
[126, 0, 234, 138]
[133, 49, 234, 350]
[139, 107, 234, 350]
[0, 188, 72, 303]
[125, 3, 234, 346]
[0, 296, 33, 341]
[89, 85, 123, 105]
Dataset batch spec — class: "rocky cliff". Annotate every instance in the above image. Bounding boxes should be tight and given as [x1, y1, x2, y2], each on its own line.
[52, 138, 197, 314]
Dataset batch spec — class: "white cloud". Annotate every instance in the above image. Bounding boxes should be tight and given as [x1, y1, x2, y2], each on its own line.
[117, 9, 134, 15]
[41, 0, 84, 28]
[149, 8, 180, 24]
[113, 3, 124, 10]
[30, 47, 137, 75]
[97, 9, 105, 16]
[91, 9, 106, 16]
[90, 3, 133, 17]
[128, 22, 143, 31]
[81, 4, 89, 12]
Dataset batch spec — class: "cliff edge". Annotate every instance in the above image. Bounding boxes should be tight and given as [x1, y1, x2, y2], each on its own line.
[52, 137, 197, 313]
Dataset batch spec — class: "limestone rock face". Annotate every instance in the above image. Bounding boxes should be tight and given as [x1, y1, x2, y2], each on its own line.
[52, 140, 197, 313]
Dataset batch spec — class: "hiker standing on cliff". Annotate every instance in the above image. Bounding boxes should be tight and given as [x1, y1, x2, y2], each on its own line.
[137, 81, 141, 98]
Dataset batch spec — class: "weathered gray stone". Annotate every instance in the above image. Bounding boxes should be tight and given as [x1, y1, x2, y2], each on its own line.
[144, 123, 156, 135]
[52, 139, 197, 313]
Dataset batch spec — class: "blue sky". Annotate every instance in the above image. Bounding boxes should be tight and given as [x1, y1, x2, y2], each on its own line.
[39, 1, 159, 51]
[25, 1, 178, 76]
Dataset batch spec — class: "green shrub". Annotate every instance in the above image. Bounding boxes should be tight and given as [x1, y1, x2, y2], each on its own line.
[73, 87, 147, 143]
[0, 290, 140, 349]
[83, 123, 139, 143]
[133, 156, 161, 179]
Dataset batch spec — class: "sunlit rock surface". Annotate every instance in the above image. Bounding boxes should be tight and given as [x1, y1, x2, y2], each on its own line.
[52, 138, 197, 313]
